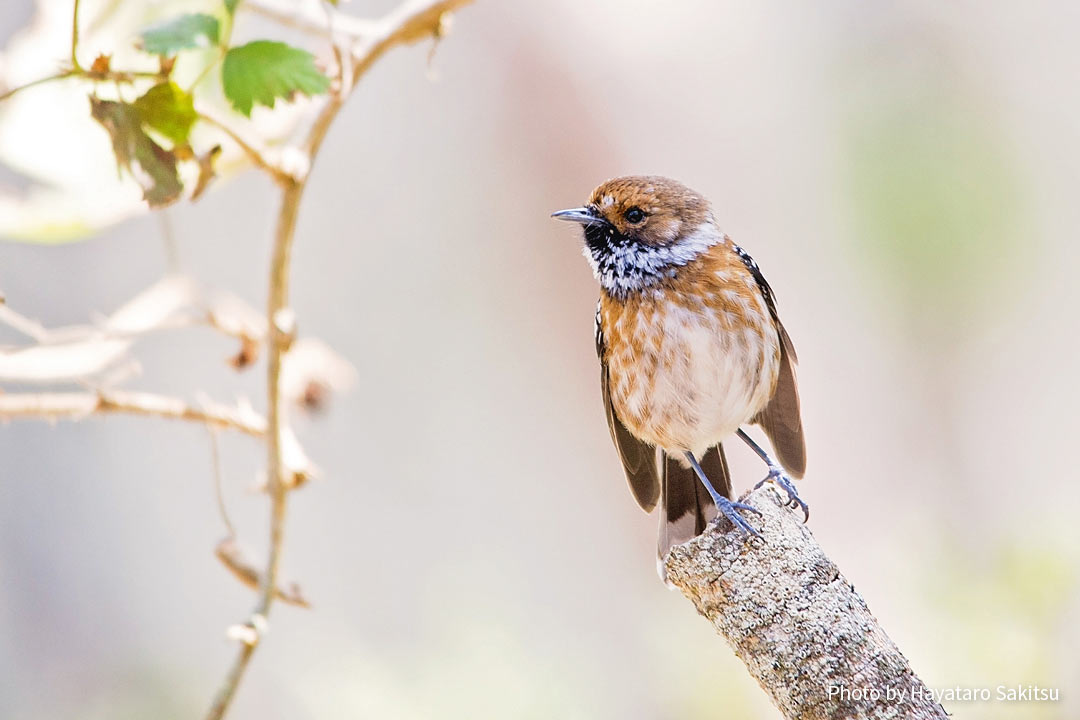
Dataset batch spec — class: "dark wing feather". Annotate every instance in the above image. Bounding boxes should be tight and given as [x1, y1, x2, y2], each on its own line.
[754, 321, 806, 477]
[732, 243, 806, 478]
[658, 445, 728, 577]
[596, 303, 660, 512]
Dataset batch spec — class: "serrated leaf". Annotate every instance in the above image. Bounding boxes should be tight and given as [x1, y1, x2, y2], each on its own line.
[140, 13, 220, 56]
[132, 82, 197, 144]
[90, 97, 183, 208]
[222, 41, 330, 117]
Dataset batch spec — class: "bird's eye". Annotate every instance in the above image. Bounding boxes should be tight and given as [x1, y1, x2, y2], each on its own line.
[624, 207, 646, 224]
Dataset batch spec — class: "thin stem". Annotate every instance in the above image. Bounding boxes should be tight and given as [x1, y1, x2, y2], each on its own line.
[188, 0, 237, 95]
[215, 539, 311, 608]
[263, 182, 302, 595]
[196, 111, 295, 186]
[71, 0, 83, 72]
[158, 210, 181, 274]
[203, 175, 305, 720]
[1, 300, 254, 347]
[0, 69, 164, 105]
[0, 304, 51, 342]
[187, 44, 228, 94]
[204, 643, 256, 720]
[208, 429, 236, 538]
[88, 70, 166, 81]
[0, 71, 74, 103]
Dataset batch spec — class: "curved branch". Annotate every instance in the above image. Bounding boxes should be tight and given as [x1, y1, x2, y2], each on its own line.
[202, 3, 472, 718]
[0, 390, 266, 436]
[664, 486, 949, 720]
[350, 0, 473, 83]
[196, 111, 297, 187]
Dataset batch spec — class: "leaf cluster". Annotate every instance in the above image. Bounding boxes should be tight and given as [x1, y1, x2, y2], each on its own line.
[90, 78, 213, 207]
[80, 2, 332, 206]
[137, 7, 330, 117]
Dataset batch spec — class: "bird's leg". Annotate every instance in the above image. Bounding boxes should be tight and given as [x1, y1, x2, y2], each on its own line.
[737, 429, 809, 522]
[684, 451, 763, 538]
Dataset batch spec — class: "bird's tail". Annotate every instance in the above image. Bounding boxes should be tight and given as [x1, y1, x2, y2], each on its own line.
[657, 444, 730, 583]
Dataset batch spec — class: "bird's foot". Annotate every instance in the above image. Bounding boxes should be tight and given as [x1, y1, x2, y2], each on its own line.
[712, 496, 764, 538]
[754, 465, 809, 522]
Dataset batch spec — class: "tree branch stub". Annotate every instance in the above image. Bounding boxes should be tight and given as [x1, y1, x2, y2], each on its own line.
[664, 486, 948, 720]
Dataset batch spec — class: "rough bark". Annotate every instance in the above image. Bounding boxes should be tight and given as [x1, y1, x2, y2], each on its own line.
[664, 486, 948, 720]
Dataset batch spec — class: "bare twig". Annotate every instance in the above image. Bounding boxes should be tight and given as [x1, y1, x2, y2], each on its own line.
[0, 304, 51, 342]
[0, 389, 266, 436]
[215, 538, 310, 608]
[0, 71, 75, 103]
[242, 0, 376, 40]
[664, 486, 948, 720]
[158, 211, 181, 274]
[202, 2, 472, 718]
[71, 0, 83, 71]
[203, 174, 304, 720]
[0, 67, 172, 103]
[1, 277, 264, 354]
[2, 310, 252, 350]
[207, 429, 237, 537]
[0, 0, 173, 106]
[349, 0, 471, 87]
[195, 111, 297, 187]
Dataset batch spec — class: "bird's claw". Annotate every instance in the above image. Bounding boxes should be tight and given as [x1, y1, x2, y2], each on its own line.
[713, 497, 764, 538]
[754, 466, 809, 522]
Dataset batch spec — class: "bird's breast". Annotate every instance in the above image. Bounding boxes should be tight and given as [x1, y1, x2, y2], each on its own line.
[600, 256, 780, 455]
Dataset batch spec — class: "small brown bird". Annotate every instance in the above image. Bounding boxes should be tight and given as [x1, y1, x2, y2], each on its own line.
[553, 176, 807, 576]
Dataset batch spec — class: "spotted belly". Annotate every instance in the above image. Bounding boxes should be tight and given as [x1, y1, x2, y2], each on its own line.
[603, 294, 780, 457]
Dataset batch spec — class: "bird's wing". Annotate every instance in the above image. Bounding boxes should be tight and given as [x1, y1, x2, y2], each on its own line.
[732, 243, 807, 478]
[755, 320, 805, 477]
[596, 302, 660, 512]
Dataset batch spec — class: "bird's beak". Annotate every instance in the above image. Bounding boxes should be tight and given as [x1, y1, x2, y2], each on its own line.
[551, 206, 609, 227]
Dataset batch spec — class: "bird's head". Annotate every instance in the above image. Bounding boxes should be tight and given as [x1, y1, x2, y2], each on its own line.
[552, 175, 721, 298]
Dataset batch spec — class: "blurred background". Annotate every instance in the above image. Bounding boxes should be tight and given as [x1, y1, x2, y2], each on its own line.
[1, 0, 1078, 718]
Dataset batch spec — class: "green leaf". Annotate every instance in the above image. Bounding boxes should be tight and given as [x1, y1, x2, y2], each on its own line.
[222, 41, 330, 117]
[224, 0, 239, 14]
[89, 97, 184, 208]
[132, 82, 197, 144]
[140, 13, 220, 56]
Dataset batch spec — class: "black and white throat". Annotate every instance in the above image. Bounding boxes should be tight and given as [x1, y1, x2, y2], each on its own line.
[583, 222, 721, 299]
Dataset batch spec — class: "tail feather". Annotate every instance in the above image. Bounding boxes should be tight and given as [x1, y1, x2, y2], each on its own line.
[657, 444, 729, 581]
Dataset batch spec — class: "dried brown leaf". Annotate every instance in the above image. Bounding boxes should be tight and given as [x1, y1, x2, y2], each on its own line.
[89, 96, 184, 208]
[215, 538, 310, 607]
[280, 338, 356, 413]
[190, 145, 222, 201]
[227, 335, 260, 370]
[90, 54, 111, 75]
